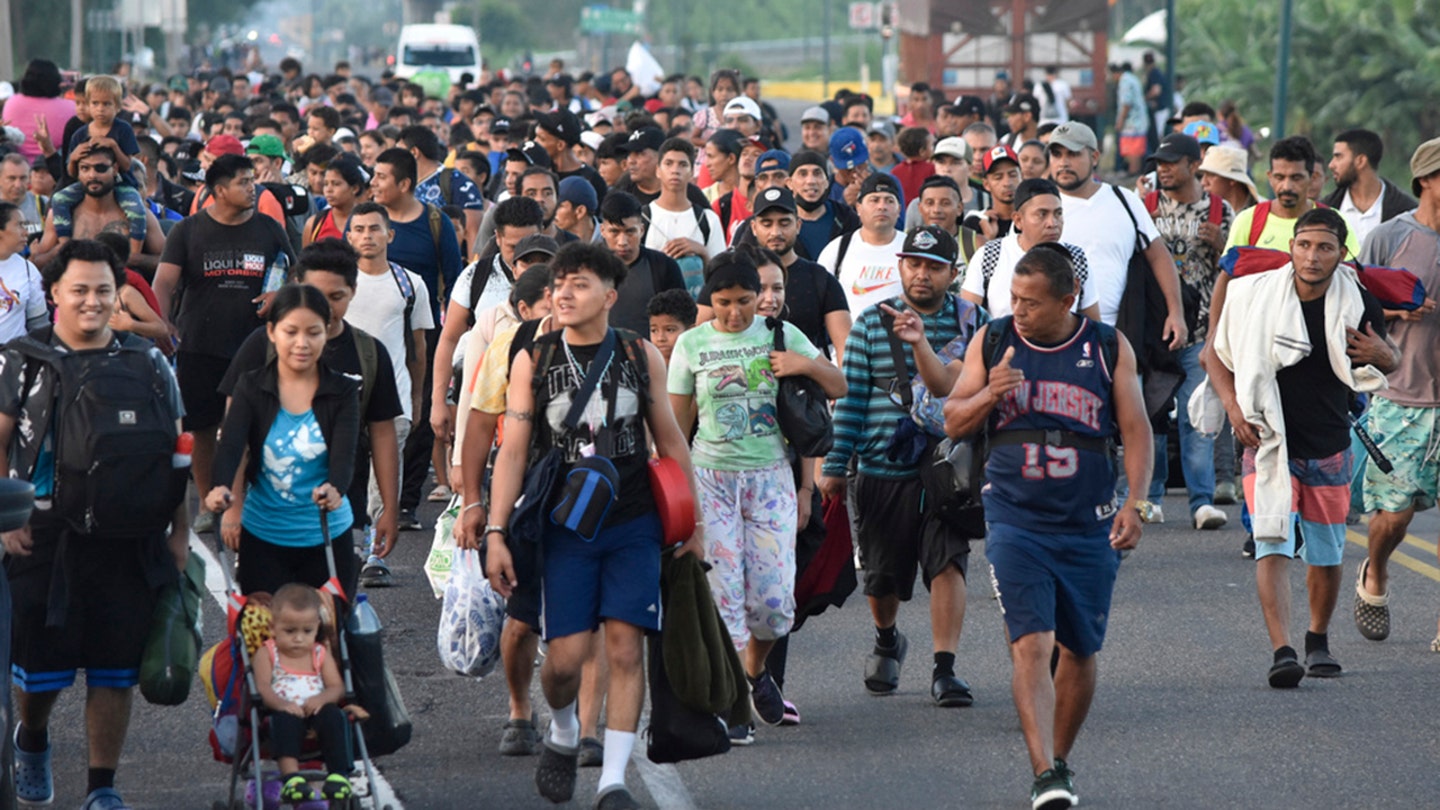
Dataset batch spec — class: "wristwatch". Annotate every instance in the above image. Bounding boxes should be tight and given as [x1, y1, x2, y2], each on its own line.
[483, 525, 509, 539]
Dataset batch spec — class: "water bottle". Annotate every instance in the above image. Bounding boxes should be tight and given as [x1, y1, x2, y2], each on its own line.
[261, 251, 290, 295]
[351, 593, 382, 635]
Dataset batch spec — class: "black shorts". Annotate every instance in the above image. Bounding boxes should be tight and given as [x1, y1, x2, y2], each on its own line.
[854, 474, 970, 601]
[6, 515, 163, 692]
[237, 526, 358, 600]
[177, 351, 232, 431]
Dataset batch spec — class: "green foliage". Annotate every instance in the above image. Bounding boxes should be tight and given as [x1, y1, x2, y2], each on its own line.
[1177, 0, 1440, 181]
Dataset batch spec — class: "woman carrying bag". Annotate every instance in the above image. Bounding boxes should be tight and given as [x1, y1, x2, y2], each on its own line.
[667, 250, 846, 743]
[206, 284, 361, 596]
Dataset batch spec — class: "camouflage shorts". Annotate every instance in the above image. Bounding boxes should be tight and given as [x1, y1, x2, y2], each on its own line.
[1362, 397, 1440, 514]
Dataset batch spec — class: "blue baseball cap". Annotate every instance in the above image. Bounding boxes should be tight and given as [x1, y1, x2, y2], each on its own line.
[558, 176, 598, 214]
[829, 128, 869, 170]
[1182, 120, 1221, 147]
[755, 150, 791, 176]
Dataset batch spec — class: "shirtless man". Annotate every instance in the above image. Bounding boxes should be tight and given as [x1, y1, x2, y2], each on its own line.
[32, 147, 164, 275]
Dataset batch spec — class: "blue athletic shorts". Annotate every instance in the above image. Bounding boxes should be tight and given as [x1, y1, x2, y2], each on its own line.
[985, 521, 1121, 658]
[540, 511, 663, 641]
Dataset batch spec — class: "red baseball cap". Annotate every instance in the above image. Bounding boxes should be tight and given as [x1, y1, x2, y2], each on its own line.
[982, 144, 1020, 174]
[204, 134, 245, 157]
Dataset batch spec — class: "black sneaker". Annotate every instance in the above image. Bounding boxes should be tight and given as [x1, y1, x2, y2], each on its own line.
[727, 723, 755, 746]
[748, 670, 786, 726]
[1031, 766, 1078, 809]
[1242, 535, 1255, 558]
[397, 509, 423, 531]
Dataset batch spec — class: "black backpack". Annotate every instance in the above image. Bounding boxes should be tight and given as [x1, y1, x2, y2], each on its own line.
[14, 330, 184, 536]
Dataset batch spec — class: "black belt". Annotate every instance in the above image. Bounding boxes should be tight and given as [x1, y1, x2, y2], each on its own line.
[989, 429, 1112, 455]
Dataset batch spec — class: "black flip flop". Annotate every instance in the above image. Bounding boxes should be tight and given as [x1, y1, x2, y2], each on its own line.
[1268, 653, 1305, 689]
[1305, 649, 1342, 678]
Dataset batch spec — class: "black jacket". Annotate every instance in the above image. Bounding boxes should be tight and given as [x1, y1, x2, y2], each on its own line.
[212, 358, 360, 495]
[1320, 178, 1418, 226]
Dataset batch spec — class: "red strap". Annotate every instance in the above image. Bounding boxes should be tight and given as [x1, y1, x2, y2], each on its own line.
[1207, 192, 1224, 225]
[1248, 201, 1271, 246]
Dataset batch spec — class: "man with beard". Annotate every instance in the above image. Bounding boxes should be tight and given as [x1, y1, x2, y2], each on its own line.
[1321, 129, 1416, 247]
[788, 150, 860, 262]
[818, 173, 907, 318]
[32, 146, 165, 274]
[1144, 133, 1234, 530]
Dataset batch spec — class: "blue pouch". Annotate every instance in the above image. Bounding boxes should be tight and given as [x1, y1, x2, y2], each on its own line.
[550, 456, 620, 542]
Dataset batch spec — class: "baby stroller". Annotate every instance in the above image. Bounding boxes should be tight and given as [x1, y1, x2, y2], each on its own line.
[201, 509, 389, 810]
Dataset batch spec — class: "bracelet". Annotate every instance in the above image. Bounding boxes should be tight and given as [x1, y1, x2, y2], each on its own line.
[483, 524, 508, 539]
[463, 502, 484, 513]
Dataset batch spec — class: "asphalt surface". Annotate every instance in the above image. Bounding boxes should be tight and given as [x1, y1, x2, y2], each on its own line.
[25, 484, 1440, 810]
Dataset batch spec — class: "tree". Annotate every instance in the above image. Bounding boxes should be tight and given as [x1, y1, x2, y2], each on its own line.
[1177, 0, 1440, 184]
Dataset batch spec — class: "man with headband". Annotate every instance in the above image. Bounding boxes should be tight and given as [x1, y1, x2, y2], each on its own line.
[1207, 208, 1397, 689]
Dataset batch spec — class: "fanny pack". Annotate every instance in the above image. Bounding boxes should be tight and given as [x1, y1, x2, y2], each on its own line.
[551, 456, 620, 542]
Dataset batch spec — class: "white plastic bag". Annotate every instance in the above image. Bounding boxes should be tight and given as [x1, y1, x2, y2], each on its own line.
[436, 549, 506, 678]
[424, 494, 462, 599]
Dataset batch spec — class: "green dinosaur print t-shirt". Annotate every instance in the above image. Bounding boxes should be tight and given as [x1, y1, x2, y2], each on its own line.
[668, 316, 823, 471]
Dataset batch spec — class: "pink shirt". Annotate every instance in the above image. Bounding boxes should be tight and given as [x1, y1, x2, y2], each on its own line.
[1, 95, 77, 161]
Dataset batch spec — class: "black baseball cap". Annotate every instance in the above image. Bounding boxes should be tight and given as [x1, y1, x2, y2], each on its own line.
[514, 234, 560, 262]
[490, 116, 513, 134]
[944, 95, 988, 118]
[896, 225, 959, 266]
[537, 110, 582, 147]
[1012, 178, 1062, 212]
[708, 128, 746, 157]
[1152, 133, 1203, 164]
[858, 172, 902, 203]
[618, 126, 665, 155]
[1004, 93, 1039, 115]
[506, 140, 553, 168]
[752, 186, 797, 217]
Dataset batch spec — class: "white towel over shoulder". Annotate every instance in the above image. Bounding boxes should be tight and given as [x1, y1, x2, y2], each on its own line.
[1211, 263, 1386, 541]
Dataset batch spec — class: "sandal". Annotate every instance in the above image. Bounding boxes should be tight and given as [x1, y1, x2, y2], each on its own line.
[1353, 559, 1391, 641]
[499, 714, 541, 756]
[1305, 648, 1343, 678]
[863, 631, 907, 695]
[534, 740, 579, 803]
[280, 775, 315, 803]
[322, 773, 353, 800]
[13, 728, 53, 805]
[428, 484, 454, 502]
[1429, 636, 1440, 653]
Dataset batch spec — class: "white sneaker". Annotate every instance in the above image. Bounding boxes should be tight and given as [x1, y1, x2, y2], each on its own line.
[1194, 504, 1228, 530]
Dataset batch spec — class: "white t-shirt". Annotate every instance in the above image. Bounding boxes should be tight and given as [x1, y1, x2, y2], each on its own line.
[961, 234, 1098, 319]
[1039, 78, 1072, 124]
[816, 230, 908, 319]
[449, 254, 515, 318]
[0, 254, 46, 343]
[643, 201, 726, 298]
[344, 264, 436, 420]
[1340, 188, 1385, 249]
[1058, 184, 1161, 325]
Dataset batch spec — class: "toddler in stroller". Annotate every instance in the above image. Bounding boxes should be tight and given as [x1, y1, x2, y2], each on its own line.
[252, 583, 353, 804]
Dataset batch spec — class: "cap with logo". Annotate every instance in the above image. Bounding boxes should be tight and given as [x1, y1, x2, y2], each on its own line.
[1047, 121, 1099, 153]
[204, 134, 245, 157]
[753, 186, 797, 217]
[537, 109, 582, 147]
[490, 116, 512, 134]
[981, 144, 1021, 174]
[829, 128, 870, 170]
[506, 140, 553, 168]
[618, 126, 665, 155]
[755, 150, 791, 176]
[800, 105, 830, 125]
[1152, 133, 1202, 164]
[245, 134, 287, 158]
[858, 172, 902, 202]
[1410, 136, 1440, 196]
[722, 96, 763, 121]
[933, 137, 972, 163]
[514, 234, 560, 262]
[896, 225, 959, 266]
[1182, 120, 1221, 147]
[1012, 178, 1062, 212]
[1004, 93, 1039, 115]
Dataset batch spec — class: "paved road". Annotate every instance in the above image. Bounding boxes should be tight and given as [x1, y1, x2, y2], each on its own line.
[27, 485, 1440, 809]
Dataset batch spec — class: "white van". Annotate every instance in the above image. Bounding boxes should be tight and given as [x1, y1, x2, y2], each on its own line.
[394, 24, 481, 84]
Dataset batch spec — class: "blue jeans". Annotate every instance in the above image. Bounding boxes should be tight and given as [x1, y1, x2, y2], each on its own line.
[1172, 341, 1216, 513]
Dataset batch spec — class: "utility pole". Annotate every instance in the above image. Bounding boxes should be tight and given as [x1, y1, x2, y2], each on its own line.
[1273, 0, 1294, 139]
[0, 0, 13, 79]
[71, 0, 84, 71]
[1164, 0, 1175, 116]
[822, 0, 831, 99]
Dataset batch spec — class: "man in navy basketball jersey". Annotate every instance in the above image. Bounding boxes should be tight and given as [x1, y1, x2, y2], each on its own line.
[946, 244, 1151, 810]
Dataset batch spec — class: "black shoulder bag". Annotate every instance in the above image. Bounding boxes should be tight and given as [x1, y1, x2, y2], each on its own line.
[769, 318, 834, 457]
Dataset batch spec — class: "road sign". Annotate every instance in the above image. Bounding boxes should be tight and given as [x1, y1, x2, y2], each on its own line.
[581, 5, 643, 35]
[848, 2, 877, 29]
